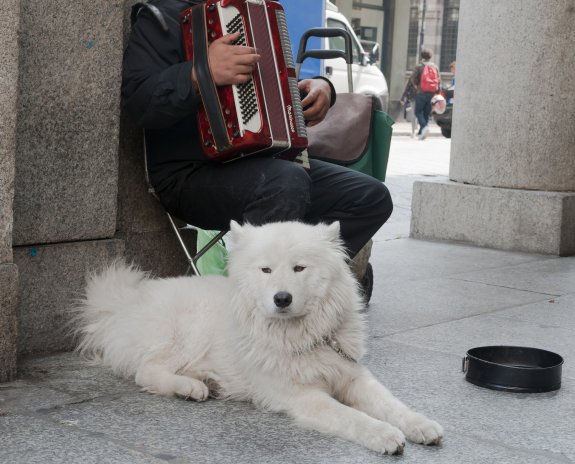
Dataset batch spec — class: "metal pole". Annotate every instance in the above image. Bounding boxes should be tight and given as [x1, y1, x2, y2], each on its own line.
[381, 0, 394, 79]
[419, 0, 427, 55]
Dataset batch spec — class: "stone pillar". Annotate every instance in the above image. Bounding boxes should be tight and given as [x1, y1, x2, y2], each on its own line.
[0, 0, 20, 382]
[10, 0, 190, 358]
[410, 0, 575, 255]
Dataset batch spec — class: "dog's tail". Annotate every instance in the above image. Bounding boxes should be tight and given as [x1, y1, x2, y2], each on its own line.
[70, 260, 150, 361]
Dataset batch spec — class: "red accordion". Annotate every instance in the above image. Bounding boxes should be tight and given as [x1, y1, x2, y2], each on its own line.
[180, 0, 308, 163]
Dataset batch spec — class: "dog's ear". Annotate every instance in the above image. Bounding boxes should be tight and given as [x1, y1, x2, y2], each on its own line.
[229, 220, 253, 242]
[230, 220, 242, 234]
[324, 221, 341, 242]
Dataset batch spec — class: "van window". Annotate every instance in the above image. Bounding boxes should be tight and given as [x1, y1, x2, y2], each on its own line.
[326, 18, 361, 64]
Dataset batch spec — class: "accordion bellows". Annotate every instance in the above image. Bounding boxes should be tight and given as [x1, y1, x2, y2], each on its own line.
[181, 0, 308, 163]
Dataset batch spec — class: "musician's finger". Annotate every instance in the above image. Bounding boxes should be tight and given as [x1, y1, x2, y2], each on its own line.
[233, 72, 253, 84]
[304, 105, 328, 127]
[235, 63, 256, 74]
[301, 88, 320, 110]
[303, 93, 329, 122]
[303, 106, 319, 121]
[300, 93, 313, 108]
[234, 52, 261, 67]
[218, 31, 242, 45]
[233, 45, 259, 55]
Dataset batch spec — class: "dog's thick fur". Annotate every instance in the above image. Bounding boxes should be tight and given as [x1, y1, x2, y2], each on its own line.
[74, 221, 443, 454]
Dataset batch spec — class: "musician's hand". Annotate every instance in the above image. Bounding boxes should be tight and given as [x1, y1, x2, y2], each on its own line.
[298, 79, 331, 127]
[205, 32, 260, 86]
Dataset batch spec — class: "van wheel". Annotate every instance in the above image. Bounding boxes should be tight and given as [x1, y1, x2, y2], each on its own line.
[441, 128, 451, 138]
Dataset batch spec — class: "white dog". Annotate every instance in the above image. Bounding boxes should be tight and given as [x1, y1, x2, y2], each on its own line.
[74, 221, 443, 455]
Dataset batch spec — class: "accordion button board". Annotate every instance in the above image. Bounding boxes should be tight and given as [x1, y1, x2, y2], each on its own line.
[181, 0, 308, 163]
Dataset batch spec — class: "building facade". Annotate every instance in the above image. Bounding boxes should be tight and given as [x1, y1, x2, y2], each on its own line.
[332, 0, 459, 117]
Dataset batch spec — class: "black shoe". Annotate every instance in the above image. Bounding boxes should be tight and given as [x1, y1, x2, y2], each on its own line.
[358, 262, 373, 309]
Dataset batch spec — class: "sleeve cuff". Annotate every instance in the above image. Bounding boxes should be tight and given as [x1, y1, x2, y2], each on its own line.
[312, 76, 337, 107]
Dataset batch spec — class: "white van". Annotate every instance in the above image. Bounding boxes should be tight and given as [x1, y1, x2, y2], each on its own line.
[324, 1, 389, 110]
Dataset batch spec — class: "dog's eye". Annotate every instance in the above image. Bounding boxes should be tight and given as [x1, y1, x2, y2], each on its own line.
[261, 267, 272, 274]
[293, 265, 306, 273]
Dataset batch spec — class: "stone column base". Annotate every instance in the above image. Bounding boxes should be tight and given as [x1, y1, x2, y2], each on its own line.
[410, 180, 575, 256]
[14, 239, 124, 356]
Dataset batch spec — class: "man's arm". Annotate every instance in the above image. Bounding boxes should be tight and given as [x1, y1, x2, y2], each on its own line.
[122, 8, 199, 130]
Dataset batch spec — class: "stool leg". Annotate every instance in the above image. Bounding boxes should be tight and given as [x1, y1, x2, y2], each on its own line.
[166, 214, 227, 277]
[166, 213, 201, 276]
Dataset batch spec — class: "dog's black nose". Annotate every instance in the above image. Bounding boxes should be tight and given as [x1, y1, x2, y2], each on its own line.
[274, 291, 292, 309]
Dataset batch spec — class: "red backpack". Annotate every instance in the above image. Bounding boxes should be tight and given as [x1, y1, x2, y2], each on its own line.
[420, 64, 439, 93]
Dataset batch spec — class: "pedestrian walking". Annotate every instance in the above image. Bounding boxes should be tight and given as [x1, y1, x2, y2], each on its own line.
[410, 48, 441, 140]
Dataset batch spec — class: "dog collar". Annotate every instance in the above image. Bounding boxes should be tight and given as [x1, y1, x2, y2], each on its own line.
[322, 335, 357, 363]
[295, 333, 357, 363]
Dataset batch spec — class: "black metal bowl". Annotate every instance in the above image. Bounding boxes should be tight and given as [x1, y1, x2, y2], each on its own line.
[462, 346, 563, 393]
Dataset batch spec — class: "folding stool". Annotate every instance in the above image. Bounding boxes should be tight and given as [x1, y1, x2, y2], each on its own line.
[142, 131, 227, 276]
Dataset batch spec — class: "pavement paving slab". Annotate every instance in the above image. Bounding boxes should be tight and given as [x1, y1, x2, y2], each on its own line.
[364, 340, 575, 463]
[2, 135, 574, 463]
[450, 258, 575, 296]
[368, 276, 554, 337]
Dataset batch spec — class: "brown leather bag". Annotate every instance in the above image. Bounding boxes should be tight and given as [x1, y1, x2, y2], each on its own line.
[307, 93, 381, 165]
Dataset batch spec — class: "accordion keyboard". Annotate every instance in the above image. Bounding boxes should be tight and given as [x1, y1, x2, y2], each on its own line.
[223, 11, 260, 131]
[181, 0, 308, 162]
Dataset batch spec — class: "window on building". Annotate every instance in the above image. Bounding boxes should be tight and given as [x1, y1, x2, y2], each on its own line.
[360, 26, 378, 41]
[440, 0, 459, 72]
[406, 0, 419, 69]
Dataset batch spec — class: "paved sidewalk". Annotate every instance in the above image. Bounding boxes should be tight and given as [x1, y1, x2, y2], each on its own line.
[392, 119, 444, 138]
[1, 138, 574, 463]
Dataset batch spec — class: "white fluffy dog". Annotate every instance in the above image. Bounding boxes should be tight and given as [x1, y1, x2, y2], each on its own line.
[74, 221, 443, 455]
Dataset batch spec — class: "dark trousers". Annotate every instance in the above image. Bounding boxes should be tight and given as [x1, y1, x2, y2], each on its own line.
[155, 157, 393, 258]
[415, 92, 434, 133]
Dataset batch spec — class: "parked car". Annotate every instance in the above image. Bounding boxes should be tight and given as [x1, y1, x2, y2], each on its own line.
[433, 86, 454, 138]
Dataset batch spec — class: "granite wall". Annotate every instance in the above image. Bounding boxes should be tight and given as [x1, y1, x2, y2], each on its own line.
[13, 0, 124, 245]
[0, 0, 190, 374]
[0, 0, 21, 382]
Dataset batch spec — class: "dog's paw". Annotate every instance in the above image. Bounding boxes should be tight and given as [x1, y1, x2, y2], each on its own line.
[401, 413, 443, 445]
[204, 377, 222, 399]
[364, 424, 406, 455]
[174, 377, 209, 401]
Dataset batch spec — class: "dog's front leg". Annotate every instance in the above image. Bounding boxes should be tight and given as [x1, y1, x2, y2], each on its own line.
[135, 362, 209, 401]
[281, 388, 405, 455]
[342, 366, 443, 446]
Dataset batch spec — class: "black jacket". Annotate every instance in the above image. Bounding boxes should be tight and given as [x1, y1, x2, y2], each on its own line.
[122, 0, 206, 188]
[122, 0, 335, 189]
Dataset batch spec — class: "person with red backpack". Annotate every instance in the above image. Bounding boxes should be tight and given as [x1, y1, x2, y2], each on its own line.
[410, 48, 441, 140]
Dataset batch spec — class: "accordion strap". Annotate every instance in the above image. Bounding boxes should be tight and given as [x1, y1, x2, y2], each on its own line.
[191, 5, 231, 152]
[131, 2, 169, 31]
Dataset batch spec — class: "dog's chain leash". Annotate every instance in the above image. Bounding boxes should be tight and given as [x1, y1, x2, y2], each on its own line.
[323, 336, 357, 363]
[293, 329, 357, 363]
